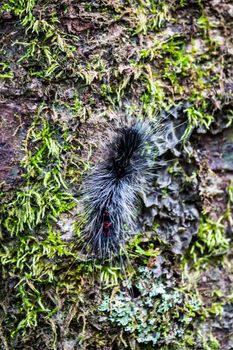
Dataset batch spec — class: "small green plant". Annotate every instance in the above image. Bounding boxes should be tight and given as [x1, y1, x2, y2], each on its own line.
[133, 0, 170, 35]
[197, 12, 216, 42]
[226, 180, 233, 226]
[97, 264, 123, 287]
[0, 61, 14, 79]
[183, 105, 214, 139]
[185, 216, 230, 269]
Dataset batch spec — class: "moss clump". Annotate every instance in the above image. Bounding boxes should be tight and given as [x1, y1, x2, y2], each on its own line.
[0, 112, 77, 339]
[181, 215, 231, 271]
[190, 217, 230, 264]
[0, 61, 14, 79]
[1, 116, 75, 235]
[0, 0, 77, 79]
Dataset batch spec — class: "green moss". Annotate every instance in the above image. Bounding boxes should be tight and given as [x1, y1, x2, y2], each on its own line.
[1, 117, 75, 236]
[183, 105, 214, 139]
[132, 0, 171, 35]
[0, 61, 14, 79]
[191, 216, 230, 265]
[0, 111, 79, 337]
[181, 216, 230, 271]
[1, 0, 77, 79]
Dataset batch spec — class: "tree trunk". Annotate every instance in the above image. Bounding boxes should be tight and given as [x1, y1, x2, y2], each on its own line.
[0, 1, 232, 349]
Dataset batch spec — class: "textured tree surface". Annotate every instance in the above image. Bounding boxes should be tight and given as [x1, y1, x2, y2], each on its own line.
[0, 1, 232, 349]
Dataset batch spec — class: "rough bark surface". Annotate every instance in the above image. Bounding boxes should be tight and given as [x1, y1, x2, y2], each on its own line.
[0, 1, 232, 349]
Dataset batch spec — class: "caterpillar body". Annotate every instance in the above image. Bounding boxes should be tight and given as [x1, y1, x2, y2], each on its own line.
[81, 117, 184, 260]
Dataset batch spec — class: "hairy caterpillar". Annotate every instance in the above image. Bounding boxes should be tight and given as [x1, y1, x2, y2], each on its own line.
[81, 116, 185, 260]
